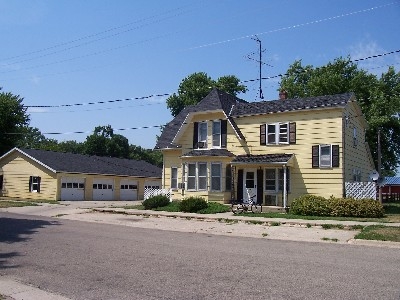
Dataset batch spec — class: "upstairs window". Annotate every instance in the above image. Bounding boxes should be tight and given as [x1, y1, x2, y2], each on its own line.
[198, 122, 208, 148]
[312, 145, 340, 168]
[212, 120, 221, 148]
[261, 122, 296, 145]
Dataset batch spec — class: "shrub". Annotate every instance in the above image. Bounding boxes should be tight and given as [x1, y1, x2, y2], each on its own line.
[290, 194, 331, 216]
[142, 195, 170, 210]
[179, 197, 208, 213]
[290, 195, 384, 218]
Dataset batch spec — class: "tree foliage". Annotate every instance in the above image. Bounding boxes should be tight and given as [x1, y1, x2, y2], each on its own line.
[166, 72, 247, 117]
[0, 89, 30, 154]
[280, 58, 400, 175]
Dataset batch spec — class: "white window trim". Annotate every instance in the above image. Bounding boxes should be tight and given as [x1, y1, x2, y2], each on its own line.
[186, 162, 208, 191]
[319, 144, 332, 168]
[210, 162, 222, 191]
[171, 167, 178, 190]
[264, 168, 290, 193]
[198, 122, 208, 149]
[266, 122, 289, 145]
[31, 176, 40, 193]
[212, 120, 221, 148]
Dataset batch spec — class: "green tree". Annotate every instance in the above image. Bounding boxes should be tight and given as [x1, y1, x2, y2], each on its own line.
[129, 145, 162, 168]
[280, 58, 400, 175]
[0, 89, 30, 155]
[166, 72, 247, 117]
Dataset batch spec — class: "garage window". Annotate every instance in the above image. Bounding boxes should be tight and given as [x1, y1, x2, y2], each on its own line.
[29, 176, 41, 192]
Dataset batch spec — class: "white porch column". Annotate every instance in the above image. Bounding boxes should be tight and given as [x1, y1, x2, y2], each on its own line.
[283, 165, 287, 208]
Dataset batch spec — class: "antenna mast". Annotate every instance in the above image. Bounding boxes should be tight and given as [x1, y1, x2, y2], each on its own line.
[253, 36, 263, 99]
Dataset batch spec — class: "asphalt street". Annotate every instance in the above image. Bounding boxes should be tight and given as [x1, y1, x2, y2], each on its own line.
[1, 210, 399, 300]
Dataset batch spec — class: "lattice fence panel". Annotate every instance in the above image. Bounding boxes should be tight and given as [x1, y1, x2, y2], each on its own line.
[144, 188, 172, 201]
[345, 182, 376, 200]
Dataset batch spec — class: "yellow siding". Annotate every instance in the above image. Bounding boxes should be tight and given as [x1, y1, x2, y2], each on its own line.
[0, 152, 57, 200]
[342, 102, 376, 182]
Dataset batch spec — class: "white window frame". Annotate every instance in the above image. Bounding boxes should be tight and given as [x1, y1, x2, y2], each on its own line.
[186, 162, 207, 191]
[266, 122, 289, 144]
[319, 145, 332, 168]
[198, 122, 208, 148]
[353, 127, 358, 147]
[211, 163, 222, 191]
[30, 176, 40, 192]
[171, 167, 178, 190]
[212, 120, 221, 148]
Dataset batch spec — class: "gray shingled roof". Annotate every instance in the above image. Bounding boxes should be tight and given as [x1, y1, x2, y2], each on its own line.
[181, 149, 235, 158]
[155, 88, 246, 149]
[230, 93, 354, 117]
[232, 154, 293, 164]
[155, 91, 355, 150]
[19, 148, 162, 178]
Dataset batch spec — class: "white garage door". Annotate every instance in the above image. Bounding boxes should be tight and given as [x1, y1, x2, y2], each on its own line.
[93, 179, 114, 201]
[61, 177, 85, 201]
[120, 179, 138, 201]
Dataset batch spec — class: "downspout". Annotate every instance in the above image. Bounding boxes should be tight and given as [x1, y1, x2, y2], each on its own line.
[342, 113, 346, 197]
[283, 165, 287, 209]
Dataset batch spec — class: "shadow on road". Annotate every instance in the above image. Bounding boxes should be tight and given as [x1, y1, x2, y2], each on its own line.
[0, 216, 60, 269]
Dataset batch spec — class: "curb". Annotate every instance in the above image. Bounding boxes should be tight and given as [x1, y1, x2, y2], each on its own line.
[0, 277, 70, 300]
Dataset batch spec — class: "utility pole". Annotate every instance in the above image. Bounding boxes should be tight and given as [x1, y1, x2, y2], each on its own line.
[377, 128, 382, 204]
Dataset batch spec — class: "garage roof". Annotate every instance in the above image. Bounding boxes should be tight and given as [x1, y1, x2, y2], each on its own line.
[4, 148, 162, 178]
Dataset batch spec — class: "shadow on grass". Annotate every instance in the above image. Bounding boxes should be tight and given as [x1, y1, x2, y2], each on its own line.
[0, 216, 60, 269]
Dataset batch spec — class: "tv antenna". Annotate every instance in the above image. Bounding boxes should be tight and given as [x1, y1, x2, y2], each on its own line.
[245, 36, 273, 100]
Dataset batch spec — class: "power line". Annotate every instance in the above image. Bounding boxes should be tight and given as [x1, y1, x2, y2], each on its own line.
[184, 1, 399, 51]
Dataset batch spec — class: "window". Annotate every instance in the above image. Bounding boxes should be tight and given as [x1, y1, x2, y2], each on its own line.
[187, 162, 207, 191]
[211, 163, 221, 191]
[212, 120, 221, 148]
[0, 175, 3, 190]
[260, 122, 295, 145]
[171, 167, 178, 189]
[198, 122, 208, 148]
[353, 169, 361, 182]
[353, 127, 358, 147]
[312, 145, 339, 168]
[265, 169, 290, 192]
[29, 176, 41, 192]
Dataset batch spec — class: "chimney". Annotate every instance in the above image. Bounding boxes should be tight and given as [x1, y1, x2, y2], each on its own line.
[279, 90, 288, 100]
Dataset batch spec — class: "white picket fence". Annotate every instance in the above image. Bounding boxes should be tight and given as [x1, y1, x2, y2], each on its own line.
[345, 182, 376, 200]
[144, 188, 172, 201]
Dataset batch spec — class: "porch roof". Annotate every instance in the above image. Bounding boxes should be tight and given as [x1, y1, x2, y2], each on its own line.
[231, 153, 294, 166]
[181, 149, 235, 158]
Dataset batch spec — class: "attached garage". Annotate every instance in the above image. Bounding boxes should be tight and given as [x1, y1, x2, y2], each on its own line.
[93, 179, 114, 201]
[61, 177, 85, 201]
[120, 179, 138, 200]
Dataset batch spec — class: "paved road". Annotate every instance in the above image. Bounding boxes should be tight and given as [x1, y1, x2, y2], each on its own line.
[1, 212, 399, 300]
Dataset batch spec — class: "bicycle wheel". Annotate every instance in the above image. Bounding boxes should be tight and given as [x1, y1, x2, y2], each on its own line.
[251, 203, 262, 213]
[231, 203, 244, 214]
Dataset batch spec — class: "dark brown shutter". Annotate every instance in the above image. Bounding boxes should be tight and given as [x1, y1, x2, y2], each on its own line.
[37, 177, 41, 193]
[260, 124, 266, 145]
[221, 119, 227, 148]
[0, 175, 3, 190]
[193, 122, 198, 149]
[225, 164, 231, 191]
[257, 169, 263, 205]
[289, 122, 296, 144]
[29, 176, 32, 191]
[237, 169, 243, 201]
[332, 145, 340, 167]
[312, 145, 319, 168]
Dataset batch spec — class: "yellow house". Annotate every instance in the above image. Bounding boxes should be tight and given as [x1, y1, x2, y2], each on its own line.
[155, 88, 375, 207]
[0, 148, 162, 201]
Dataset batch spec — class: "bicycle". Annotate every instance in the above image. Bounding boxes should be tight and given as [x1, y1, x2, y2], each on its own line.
[231, 190, 262, 214]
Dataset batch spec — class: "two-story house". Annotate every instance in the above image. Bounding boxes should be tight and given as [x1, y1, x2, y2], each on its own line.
[155, 88, 375, 207]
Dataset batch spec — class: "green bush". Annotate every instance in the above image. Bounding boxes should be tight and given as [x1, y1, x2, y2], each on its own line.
[290, 195, 384, 218]
[179, 197, 208, 213]
[290, 194, 331, 216]
[142, 195, 170, 210]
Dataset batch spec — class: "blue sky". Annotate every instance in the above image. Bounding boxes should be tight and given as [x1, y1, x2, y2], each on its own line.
[0, 0, 399, 157]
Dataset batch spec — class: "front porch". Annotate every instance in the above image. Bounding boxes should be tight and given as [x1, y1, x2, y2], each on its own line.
[230, 153, 294, 208]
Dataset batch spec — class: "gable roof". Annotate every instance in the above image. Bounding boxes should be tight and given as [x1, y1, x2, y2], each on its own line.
[155, 90, 356, 150]
[230, 93, 355, 117]
[155, 88, 246, 149]
[2, 148, 161, 178]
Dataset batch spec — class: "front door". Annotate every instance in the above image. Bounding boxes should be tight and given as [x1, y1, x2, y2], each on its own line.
[243, 169, 257, 203]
